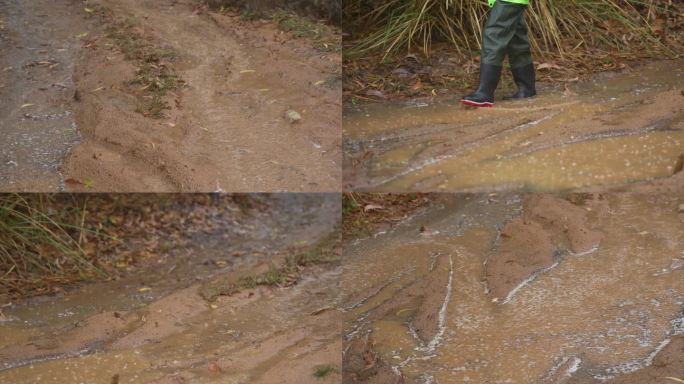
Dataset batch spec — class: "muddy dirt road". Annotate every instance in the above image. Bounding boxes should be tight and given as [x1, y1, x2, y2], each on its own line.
[342, 193, 684, 383]
[0, 194, 342, 383]
[0, 0, 341, 192]
[344, 60, 684, 192]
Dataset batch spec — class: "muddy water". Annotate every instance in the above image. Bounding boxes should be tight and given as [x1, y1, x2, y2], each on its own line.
[0, 0, 84, 191]
[344, 60, 684, 192]
[0, 194, 342, 383]
[342, 194, 684, 383]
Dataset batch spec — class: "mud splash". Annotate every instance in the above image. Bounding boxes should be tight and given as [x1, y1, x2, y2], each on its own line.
[342, 193, 684, 383]
[344, 60, 684, 192]
[0, 194, 342, 383]
[0, 0, 83, 191]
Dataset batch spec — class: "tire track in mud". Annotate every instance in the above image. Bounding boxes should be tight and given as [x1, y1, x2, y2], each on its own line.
[2, 0, 341, 192]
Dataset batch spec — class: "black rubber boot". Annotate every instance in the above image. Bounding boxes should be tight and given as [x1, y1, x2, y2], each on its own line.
[504, 63, 536, 100]
[461, 63, 502, 107]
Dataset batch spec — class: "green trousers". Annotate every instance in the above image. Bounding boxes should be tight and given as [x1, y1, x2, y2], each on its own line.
[482, 1, 533, 68]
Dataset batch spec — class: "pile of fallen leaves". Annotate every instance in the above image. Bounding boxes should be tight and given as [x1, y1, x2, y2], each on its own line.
[0, 194, 261, 299]
[342, 193, 433, 239]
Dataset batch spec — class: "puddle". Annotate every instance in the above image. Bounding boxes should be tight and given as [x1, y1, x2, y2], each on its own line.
[0, 194, 342, 383]
[344, 59, 684, 192]
[342, 194, 684, 383]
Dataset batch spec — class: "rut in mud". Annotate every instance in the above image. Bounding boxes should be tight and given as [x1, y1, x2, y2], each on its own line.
[341, 193, 684, 383]
[0, 194, 342, 383]
[343, 60, 684, 192]
[0, 0, 341, 192]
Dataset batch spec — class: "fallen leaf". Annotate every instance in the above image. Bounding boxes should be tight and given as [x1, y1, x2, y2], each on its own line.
[285, 109, 301, 124]
[64, 178, 83, 185]
[138, 287, 151, 292]
[20, 103, 34, 109]
[537, 62, 561, 70]
[363, 204, 383, 213]
[84, 7, 95, 13]
[84, 179, 95, 189]
[239, 69, 256, 74]
[365, 89, 386, 99]
[310, 306, 335, 316]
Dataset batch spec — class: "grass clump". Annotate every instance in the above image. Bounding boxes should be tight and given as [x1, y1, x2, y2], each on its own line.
[0, 195, 106, 298]
[345, 0, 681, 59]
[89, 6, 182, 118]
[199, 229, 341, 302]
[313, 364, 336, 378]
[343, 0, 683, 100]
[273, 10, 340, 51]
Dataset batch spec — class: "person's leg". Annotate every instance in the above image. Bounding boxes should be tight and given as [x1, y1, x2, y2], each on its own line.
[462, 1, 527, 107]
[504, 15, 536, 99]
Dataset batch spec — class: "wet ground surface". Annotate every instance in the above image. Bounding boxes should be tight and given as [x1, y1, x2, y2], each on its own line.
[341, 193, 684, 383]
[0, 194, 342, 383]
[343, 60, 684, 192]
[0, 0, 82, 191]
[0, 0, 341, 192]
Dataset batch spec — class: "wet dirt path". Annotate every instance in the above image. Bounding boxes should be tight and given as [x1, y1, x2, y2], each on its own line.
[0, 194, 342, 383]
[344, 60, 684, 192]
[0, 0, 82, 191]
[1, 0, 341, 192]
[341, 194, 684, 383]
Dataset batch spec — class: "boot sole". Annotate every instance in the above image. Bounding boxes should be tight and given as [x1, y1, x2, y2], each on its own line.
[461, 99, 494, 107]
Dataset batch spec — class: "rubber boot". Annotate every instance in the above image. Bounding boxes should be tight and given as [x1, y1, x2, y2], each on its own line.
[504, 63, 536, 100]
[461, 63, 502, 107]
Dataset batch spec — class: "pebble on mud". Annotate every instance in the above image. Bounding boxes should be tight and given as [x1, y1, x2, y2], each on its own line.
[285, 109, 301, 124]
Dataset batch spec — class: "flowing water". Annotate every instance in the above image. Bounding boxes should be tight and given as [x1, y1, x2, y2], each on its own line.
[341, 194, 684, 383]
[0, 194, 342, 383]
[344, 60, 684, 192]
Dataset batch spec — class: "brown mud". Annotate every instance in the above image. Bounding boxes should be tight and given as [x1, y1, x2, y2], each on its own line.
[342, 193, 684, 383]
[343, 59, 684, 193]
[1, 0, 341, 192]
[0, 194, 342, 383]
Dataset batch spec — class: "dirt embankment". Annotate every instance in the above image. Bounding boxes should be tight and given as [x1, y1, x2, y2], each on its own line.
[486, 194, 604, 301]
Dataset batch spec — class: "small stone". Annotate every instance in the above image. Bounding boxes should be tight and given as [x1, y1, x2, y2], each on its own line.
[285, 109, 301, 124]
[678, 203, 684, 213]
